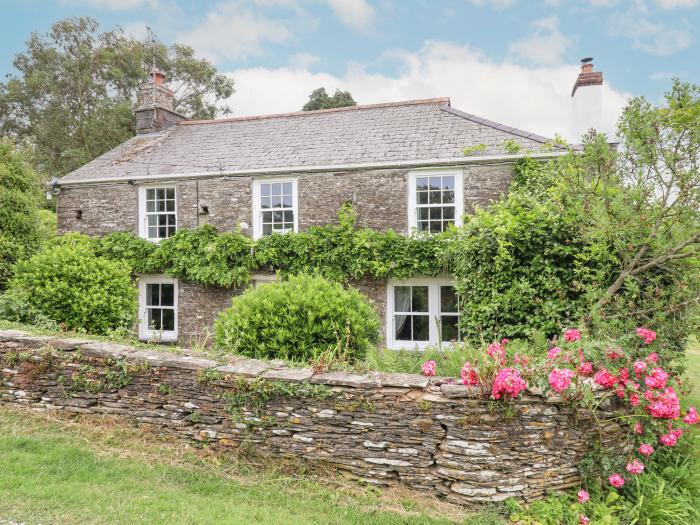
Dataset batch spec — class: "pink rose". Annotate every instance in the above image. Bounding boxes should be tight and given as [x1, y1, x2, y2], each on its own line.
[626, 459, 644, 475]
[644, 367, 669, 389]
[491, 368, 527, 400]
[660, 429, 681, 447]
[634, 421, 643, 434]
[421, 360, 436, 377]
[563, 328, 582, 342]
[608, 473, 625, 488]
[633, 360, 647, 377]
[578, 361, 593, 376]
[487, 341, 506, 363]
[579, 516, 590, 525]
[547, 346, 562, 359]
[594, 369, 617, 389]
[549, 368, 575, 393]
[460, 362, 479, 386]
[645, 352, 659, 364]
[577, 489, 590, 504]
[629, 393, 640, 407]
[638, 443, 654, 456]
[683, 406, 698, 425]
[636, 327, 657, 345]
[645, 387, 680, 419]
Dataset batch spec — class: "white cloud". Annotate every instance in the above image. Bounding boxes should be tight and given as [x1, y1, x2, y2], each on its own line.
[608, 5, 693, 56]
[508, 16, 572, 65]
[288, 52, 321, 69]
[180, 2, 296, 62]
[323, 0, 375, 31]
[222, 41, 630, 142]
[654, 0, 697, 7]
[466, 0, 517, 9]
[588, 0, 617, 6]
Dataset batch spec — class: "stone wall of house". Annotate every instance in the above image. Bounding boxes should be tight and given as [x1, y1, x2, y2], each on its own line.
[0, 330, 627, 505]
[56, 163, 516, 236]
[177, 281, 243, 343]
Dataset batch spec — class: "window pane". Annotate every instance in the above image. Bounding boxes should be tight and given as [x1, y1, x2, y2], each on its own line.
[271, 196, 282, 208]
[261, 196, 271, 209]
[416, 177, 428, 191]
[161, 284, 174, 306]
[166, 188, 175, 200]
[417, 191, 428, 205]
[417, 221, 429, 232]
[162, 308, 175, 331]
[157, 199, 166, 212]
[146, 201, 155, 213]
[412, 286, 429, 312]
[429, 221, 443, 234]
[395, 315, 411, 341]
[443, 190, 455, 204]
[442, 176, 455, 190]
[166, 199, 175, 212]
[148, 215, 158, 226]
[430, 207, 442, 220]
[148, 308, 162, 330]
[283, 210, 294, 222]
[440, 286, 458, 312]
[429, 177, 441, 190]
[271, 183, 282, 195]
[282, 195, 293, 208]
[394, 286, 411, 312]
[429, 190, 441, 204]
[273, 210, 284, 222]
[413, 315, 429, 341]
[263, 224, 272, 235]
[146, 188, 155, 200]
[261, 183, 270, 196]
[156, 188, 165, 200]
[146, 283, 158, 306]
[148, 227, 158, 239]
[167, 226, 176, 237]
[443, 206, 455, 220]
[282, 182, 292, 195]
[417, 208, 429, 221]
[159, 226, 167, 238]
[441, 316, 459, 341]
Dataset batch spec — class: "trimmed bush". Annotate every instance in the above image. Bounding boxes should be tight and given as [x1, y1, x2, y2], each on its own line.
[214, 273, 379, 362]
[5, 242, 137, 334]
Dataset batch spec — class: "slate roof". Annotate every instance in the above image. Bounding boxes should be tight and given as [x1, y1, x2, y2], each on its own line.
[58, 98, 561, 184]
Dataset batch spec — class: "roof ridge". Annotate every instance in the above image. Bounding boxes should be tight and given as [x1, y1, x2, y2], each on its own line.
[179, 97, 451, 126]
[440, 106, 564, 148]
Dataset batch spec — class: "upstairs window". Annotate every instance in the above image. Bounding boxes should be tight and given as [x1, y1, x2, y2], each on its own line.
[253, 179, 298, 239]
[139, 186, 177, 241]
[387, 278, 460, 349]
[138, 276, 178, 341]
[408, 170, 464, 233]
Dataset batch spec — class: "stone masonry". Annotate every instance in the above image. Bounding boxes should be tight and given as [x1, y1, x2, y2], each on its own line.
[0, 330, 628, 505]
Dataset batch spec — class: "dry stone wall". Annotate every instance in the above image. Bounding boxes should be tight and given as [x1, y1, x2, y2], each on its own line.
[0, 330, 627, 505]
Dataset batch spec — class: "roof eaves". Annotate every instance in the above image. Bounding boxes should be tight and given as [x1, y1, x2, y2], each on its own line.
[440, 106, 565, 149]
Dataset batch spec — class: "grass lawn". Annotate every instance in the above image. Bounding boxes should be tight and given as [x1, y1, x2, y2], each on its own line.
[683, 336, 700, 461]
[0, 407, 503, 525]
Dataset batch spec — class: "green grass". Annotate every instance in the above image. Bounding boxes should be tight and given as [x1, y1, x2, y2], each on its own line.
[683, 336, 700, 461]
[0, 407, 503, 525]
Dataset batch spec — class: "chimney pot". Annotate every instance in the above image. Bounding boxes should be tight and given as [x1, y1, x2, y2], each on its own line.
[153, 69, 166, 85]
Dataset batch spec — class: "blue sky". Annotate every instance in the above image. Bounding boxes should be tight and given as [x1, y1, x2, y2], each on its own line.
[3, 0, 699, 140]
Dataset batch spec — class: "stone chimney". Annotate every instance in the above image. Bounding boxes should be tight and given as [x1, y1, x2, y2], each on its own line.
[571, 58, 603, 139]
[135, 68, 186, 134]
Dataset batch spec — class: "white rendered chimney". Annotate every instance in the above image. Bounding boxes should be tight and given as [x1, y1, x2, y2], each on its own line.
[571, 58, 604, 140]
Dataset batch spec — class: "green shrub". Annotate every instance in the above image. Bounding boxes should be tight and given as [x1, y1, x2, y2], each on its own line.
[0, 141, 43, 289]
[6, 243, 137, 334]
[214, 273, 380, 362]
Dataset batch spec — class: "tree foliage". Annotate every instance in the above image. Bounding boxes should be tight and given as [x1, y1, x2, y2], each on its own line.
[0, 17, 234, 177]
[302, 87, 356, 111]
[0, 141, 43, 290]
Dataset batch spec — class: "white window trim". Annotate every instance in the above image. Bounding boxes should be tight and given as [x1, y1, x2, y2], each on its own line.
[251, 177, 299, 240]
[386, 276, 458, 350]
[138, 275, 178, 342]
[138, 184, 178, 242]
[407, 168, 464, 233]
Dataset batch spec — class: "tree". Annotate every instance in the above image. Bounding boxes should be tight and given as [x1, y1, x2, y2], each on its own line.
[0, 141, 43, 290]
[0, 17, 234, 178]
[302, 87, 356, 111]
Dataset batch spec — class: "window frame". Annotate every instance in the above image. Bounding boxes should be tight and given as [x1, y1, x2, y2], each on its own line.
[138, 275, 178, 342]
[138, 185, 178, 242]
[407, 168, 464, 234]
[251, 177, 299, 240]
[386, 277, 460, 350]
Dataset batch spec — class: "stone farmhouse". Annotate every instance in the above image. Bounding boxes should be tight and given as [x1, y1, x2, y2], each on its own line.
[54, 62, 604, 348]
